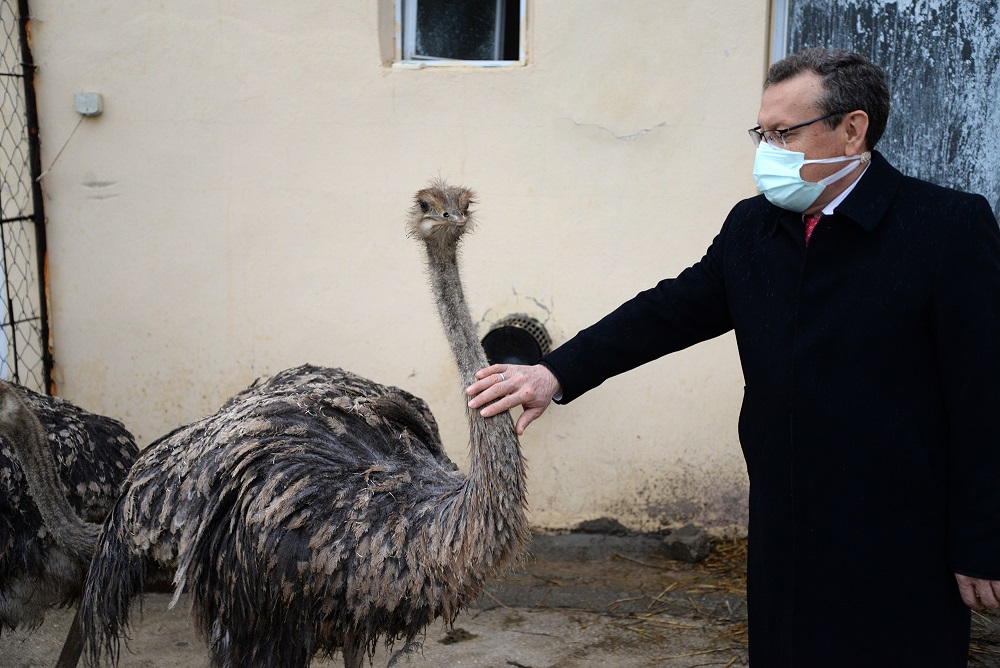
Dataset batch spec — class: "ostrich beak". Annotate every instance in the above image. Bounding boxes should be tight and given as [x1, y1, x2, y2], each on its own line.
[433, 211, 467, 227]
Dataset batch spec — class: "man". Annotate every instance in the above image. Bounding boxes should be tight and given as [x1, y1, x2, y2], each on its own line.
[466, 48, 1000, 666]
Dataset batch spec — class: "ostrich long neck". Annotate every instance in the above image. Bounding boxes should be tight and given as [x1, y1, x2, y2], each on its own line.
[0, 388, 99, 563]
[424, 239, 529, 568]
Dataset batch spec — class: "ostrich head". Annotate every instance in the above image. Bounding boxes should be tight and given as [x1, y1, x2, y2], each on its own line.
[407, 179, 476, 253]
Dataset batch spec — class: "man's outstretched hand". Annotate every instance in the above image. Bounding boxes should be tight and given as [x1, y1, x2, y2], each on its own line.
[466, 363, 562, 435]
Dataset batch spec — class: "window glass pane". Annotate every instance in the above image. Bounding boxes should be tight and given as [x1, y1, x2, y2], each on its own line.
[415, 0, 499, 60]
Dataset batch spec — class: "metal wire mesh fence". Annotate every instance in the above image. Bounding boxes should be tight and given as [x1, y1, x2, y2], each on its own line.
[1, 0, 51, 393]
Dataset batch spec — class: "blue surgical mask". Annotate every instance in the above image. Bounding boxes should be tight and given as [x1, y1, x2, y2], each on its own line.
[752, 142, 872, 212]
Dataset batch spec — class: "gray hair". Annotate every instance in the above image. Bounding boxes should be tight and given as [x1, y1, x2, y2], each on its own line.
[766, 47, 890, 150]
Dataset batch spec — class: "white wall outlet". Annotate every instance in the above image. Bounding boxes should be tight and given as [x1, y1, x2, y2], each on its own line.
[74, 92, 103, 116]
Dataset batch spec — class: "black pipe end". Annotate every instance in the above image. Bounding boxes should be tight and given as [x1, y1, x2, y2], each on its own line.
[482, 314, 552, 365]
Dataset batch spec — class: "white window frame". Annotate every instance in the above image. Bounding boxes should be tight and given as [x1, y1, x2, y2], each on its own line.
[769, 0, 790, 64]
[394, 0, 526, 68]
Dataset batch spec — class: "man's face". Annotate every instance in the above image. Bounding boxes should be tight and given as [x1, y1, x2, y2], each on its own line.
[756, 71, 852, 186]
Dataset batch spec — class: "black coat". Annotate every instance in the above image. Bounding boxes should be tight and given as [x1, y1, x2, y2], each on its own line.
[540, 152, 1000, 667]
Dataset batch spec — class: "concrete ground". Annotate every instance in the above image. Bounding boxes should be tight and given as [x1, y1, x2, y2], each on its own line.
[3, 534, 998, 667]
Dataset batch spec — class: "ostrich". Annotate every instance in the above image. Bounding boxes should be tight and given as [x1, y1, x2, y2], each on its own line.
[0, 380, 138, 667]
[80, 179, 530, 668]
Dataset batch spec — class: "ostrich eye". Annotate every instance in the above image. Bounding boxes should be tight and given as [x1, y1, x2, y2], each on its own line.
[419, 200, 430, 213]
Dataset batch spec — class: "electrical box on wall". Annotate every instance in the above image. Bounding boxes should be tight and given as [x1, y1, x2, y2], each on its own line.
[74, 92, 103, 116]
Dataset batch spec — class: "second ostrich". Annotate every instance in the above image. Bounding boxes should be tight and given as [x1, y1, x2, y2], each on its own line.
[80, 180, 530, 667]
[0, 380, 138, 668]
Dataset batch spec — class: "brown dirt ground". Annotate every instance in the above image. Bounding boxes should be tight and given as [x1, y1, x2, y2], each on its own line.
[2, 535, 997, 667]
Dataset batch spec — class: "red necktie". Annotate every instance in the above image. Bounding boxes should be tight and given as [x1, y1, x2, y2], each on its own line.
[804, 214, 821, 245]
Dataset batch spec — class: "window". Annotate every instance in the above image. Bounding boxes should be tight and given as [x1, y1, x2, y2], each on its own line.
[397, 0, 524, 67]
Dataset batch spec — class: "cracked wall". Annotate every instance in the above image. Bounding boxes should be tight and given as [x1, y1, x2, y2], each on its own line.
[29, 0, 767, 532]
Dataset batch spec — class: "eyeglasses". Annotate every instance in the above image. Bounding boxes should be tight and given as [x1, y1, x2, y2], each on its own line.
[748, 111, 848, 148]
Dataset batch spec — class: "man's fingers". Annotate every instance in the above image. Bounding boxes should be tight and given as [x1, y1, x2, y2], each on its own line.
[468, 365, 512, 397]
[978, 580, 1000, 609]
[955, 574, 1000, 610]
[474, 364, 507, 380]
[477, 395, 509, 418]
[516, 407, 545, 435]
[956, 576, 982, 610]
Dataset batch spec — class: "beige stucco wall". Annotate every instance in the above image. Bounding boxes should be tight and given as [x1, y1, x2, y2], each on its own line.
[27, 1, 770, 533]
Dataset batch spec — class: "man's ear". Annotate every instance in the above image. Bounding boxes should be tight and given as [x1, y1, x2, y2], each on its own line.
[844, 110, 870, 154]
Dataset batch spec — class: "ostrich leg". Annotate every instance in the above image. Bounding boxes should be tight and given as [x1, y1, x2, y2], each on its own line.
[55, 608, 85, 668]
[343, 641, 364, 668]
